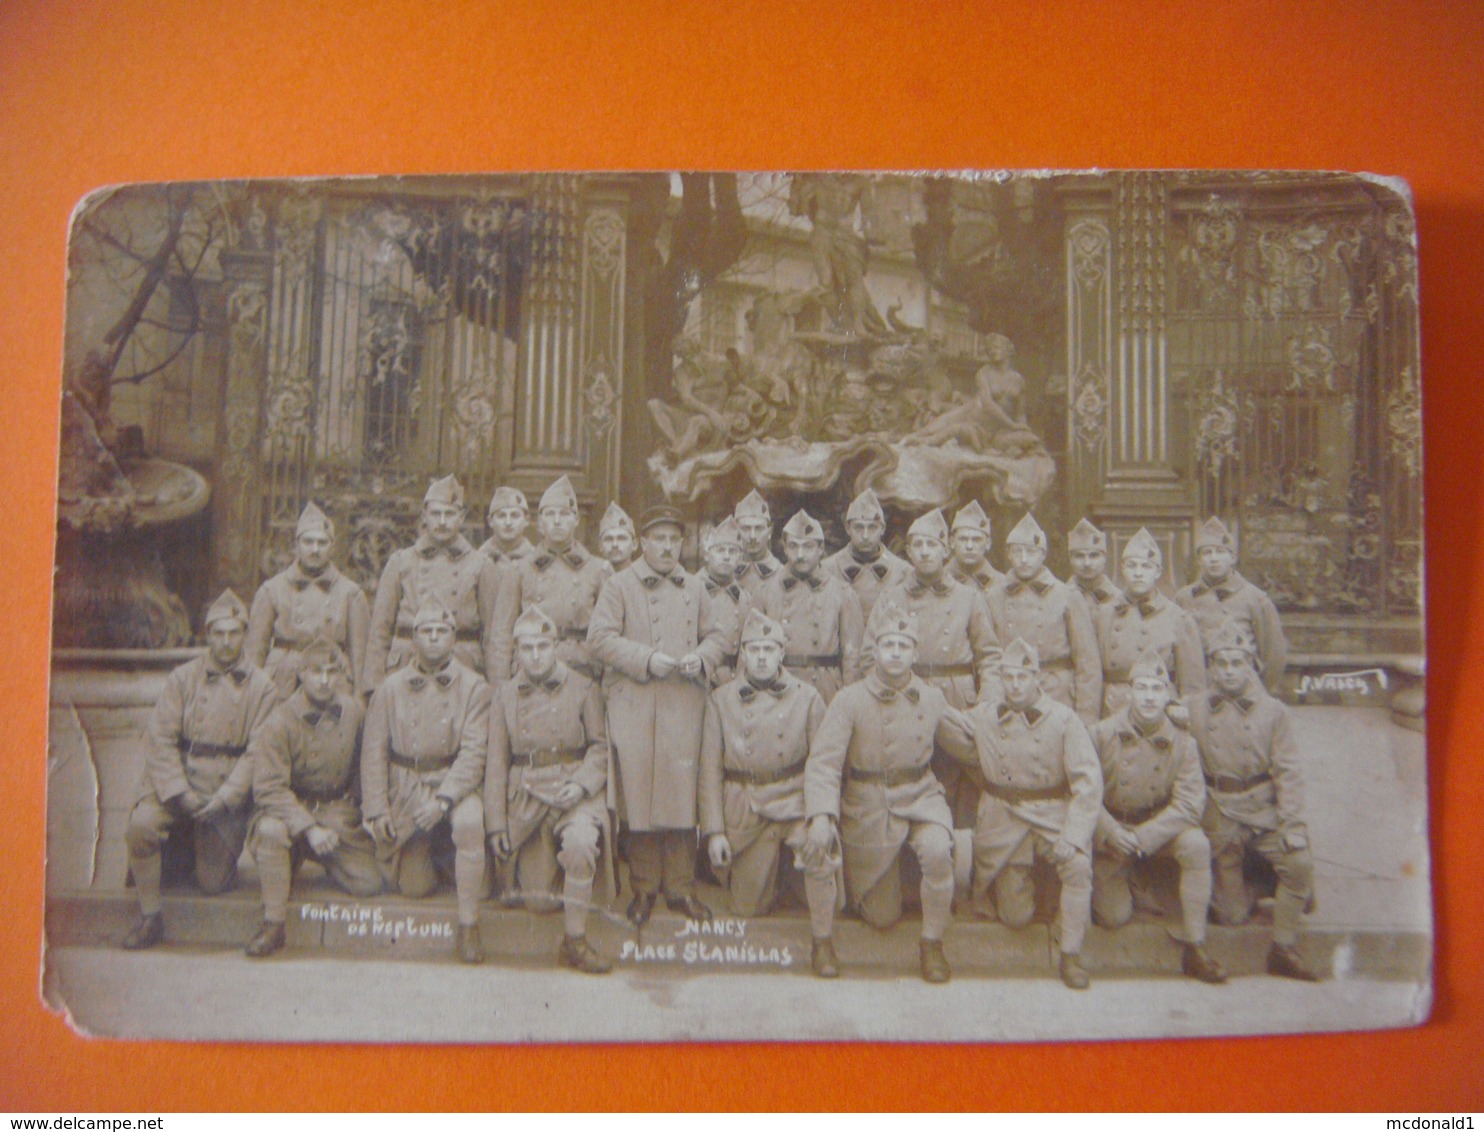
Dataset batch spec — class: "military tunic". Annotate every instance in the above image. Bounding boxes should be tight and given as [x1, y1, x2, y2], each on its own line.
[246, 562, 371, 697]
[248, 689, 383, 920]
[950, 558, 1006, 595]
[491, 541, 613, 682]
[478, 536, 535, 570]
[822, 545, 909, 621]
[364, 535, 503, 689]
[733, 551, 784, 603]
[1093, 591, 1206, 716]
[1087, 708, 1211, 942]
[486, 663, 612, 931]
[703, 575, 753, 688]
[1184, 684, 1314, 943]
[1176, 569, 1289, 693]
[864, 574, 1002, 708]
[805, 673, 959, 934]
[985, 568, 1102, 723]
[700, 672, 834, 926]
[758, 570, 864, 703]
[939, 694, 1100, 951]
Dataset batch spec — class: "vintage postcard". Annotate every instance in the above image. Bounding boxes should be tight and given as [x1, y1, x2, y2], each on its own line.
[43, 170, 1431, 1042]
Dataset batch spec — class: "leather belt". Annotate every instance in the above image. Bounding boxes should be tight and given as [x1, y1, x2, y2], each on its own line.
[847, 763, 932, 787]
[298, 786, 352, 806]
[914, 661, 974, 678]
[1106, 800, 1166, 826]
[786, 652, 842, 667]
[395, 627, 481, 642]
[1103, 667, 1132, 684]
[1039, 656, 1074, 672]
[177, 738, 247, 759]
[1206, 771, 1272, 793]
[559, 627, 588, 641]
[983, 781, 1069, 804]
[388, 748, 457, 773]
[724, 757, 807, 787]
[509, 747, 585, 768]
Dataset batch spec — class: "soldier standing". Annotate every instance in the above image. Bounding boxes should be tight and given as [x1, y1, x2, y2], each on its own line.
[364, 476, 502, 691]
[938, 638, 1102, 989]
[246, 502, 370, 698]
[700, 610, 838, 972]
[239, 637, 383, 958]
[1186, 619, 1320, 981]
[361, 600, 491, 964]
[1176, 517, 1288, 694]
[588, 504, 726, 926]
[821, 488, 907, 620]
[121, 590, 277, 949]
[985, 513, 1101, 724]
[487, 607, 614, 974]
[948, 501, 1004, 594]
[597, 501, 637, 570]
[804, 599, 961, 983]
[759, 509, 864, 704]
[1065, 517, 1122, 619]
[1088, 651, 1227, 983]
[732, 489, 783, 601]
[480, 485, 536, 569]
[491, 475, 613, 684]
[1094, 528, 1206, 716]
[699, 516, 752, 688]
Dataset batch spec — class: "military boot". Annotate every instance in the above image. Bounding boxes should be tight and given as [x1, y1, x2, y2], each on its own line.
[558, 935, 613, 975]
[1059, 952, 1090, 989]
[245, 921, 286, 959]
[456, 922, 485, 965]
[1181, 943, 1228, 984]
[919, 939, 951, 984]
[811, 937, 840, 979]
[1267, 942, 1320, 982]
[121, 912, 164, 951]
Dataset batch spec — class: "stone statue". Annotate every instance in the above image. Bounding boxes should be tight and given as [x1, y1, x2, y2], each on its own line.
[789, 174, 889, 337]
[905, 333, 1037, 451]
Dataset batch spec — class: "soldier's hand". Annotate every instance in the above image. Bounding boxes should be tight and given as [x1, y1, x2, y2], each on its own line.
[551, 782, 586, 810]
[677, 653, 703, 680]
[195, 793, 228, 822]
[708, 834, 733, 870]
[413, 796, 447, 832]
[489, 832, 512, 860]
[1111, 826, 1141, 857]
[306, 825, 339, 856]
[367, 815, 396, 848]
[807, 815, 836, 853]
[1050, 837, 1079, 864]
[1164, 702, 1191, 727]
[648, 651, 678, 679]
[171, 789, 208, 818]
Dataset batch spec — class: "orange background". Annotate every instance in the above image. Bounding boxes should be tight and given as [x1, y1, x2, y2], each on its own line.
[2, 0, 1481, 1111]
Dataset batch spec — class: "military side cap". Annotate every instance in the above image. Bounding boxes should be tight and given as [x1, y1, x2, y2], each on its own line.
[867, 598, 919, 643]
[599, 501, 634, 536]
[1129, 649, 1171, 685]
[412, 598, 456, 630]
[952, 500, 992, 535]
[539, 475, 578, 513]
[1006, 512, 1047, 549]
[1067, 517, 1106, 552]
[488, 485, 529, 514]
[906, 508, 950, 545]
[424, 475, 465, 507]
[1000, 636, 1042, 673]
[740, 608, 787, 646]
[703, 516, 742, 550]
[295, 501, 334, 539]
[299, 634, 349, 670]
[204, 588, 249, 630]
[1206, 617, 1258, 658]
[639, 503, 684, 535]
[846, 488, 885, 524]
[1122, 527, 1163, 566]
[512, 604, 558, 641]
[781, 509, 825, 542]
[734, 489, 771, 522]
[1196, 516, 1237, 552]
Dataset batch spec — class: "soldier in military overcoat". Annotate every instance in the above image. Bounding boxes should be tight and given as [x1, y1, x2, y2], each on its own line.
[597, 501, 637, 571]
[699, 516, 752, 688]
[948, 501, 1004, 594]
[821, 488, 908, 621]
[1064, 518, 1122, 620]
[731, 489, 783, 601]
[1176, 517, 1288, 694]
[121, 590, 278, 950]
[479, 484, 537, 569]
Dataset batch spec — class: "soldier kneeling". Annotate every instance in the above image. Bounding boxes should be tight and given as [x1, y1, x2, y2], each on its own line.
[700, 611, 838, 972]
[241, 637, 384, 957]
[488, 606, 614, 974]
[1088, 650, 1227, 983]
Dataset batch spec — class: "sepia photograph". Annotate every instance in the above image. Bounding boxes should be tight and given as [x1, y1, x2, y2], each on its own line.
[42, 168, 1430, 1043]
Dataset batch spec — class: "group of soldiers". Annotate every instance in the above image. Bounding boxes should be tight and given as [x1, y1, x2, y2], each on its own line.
[120, 473, 1319, 988]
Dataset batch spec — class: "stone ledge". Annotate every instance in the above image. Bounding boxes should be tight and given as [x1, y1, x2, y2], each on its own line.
[46, 889, 1431, 983]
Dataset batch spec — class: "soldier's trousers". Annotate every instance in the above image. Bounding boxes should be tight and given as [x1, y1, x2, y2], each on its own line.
[126, 794, 249, 914]
[501, 797, 605, 938]
[720, 813, 838, 939]
[252, 811, 383, 924]
[844, 820, 955, 941]
[628, 828, 699, 900]
[1092, 826, 1212, 945]
[389, 795, 486, 925]
[1204, 808, 1314, 946]
[971, 811, 1092, 954]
